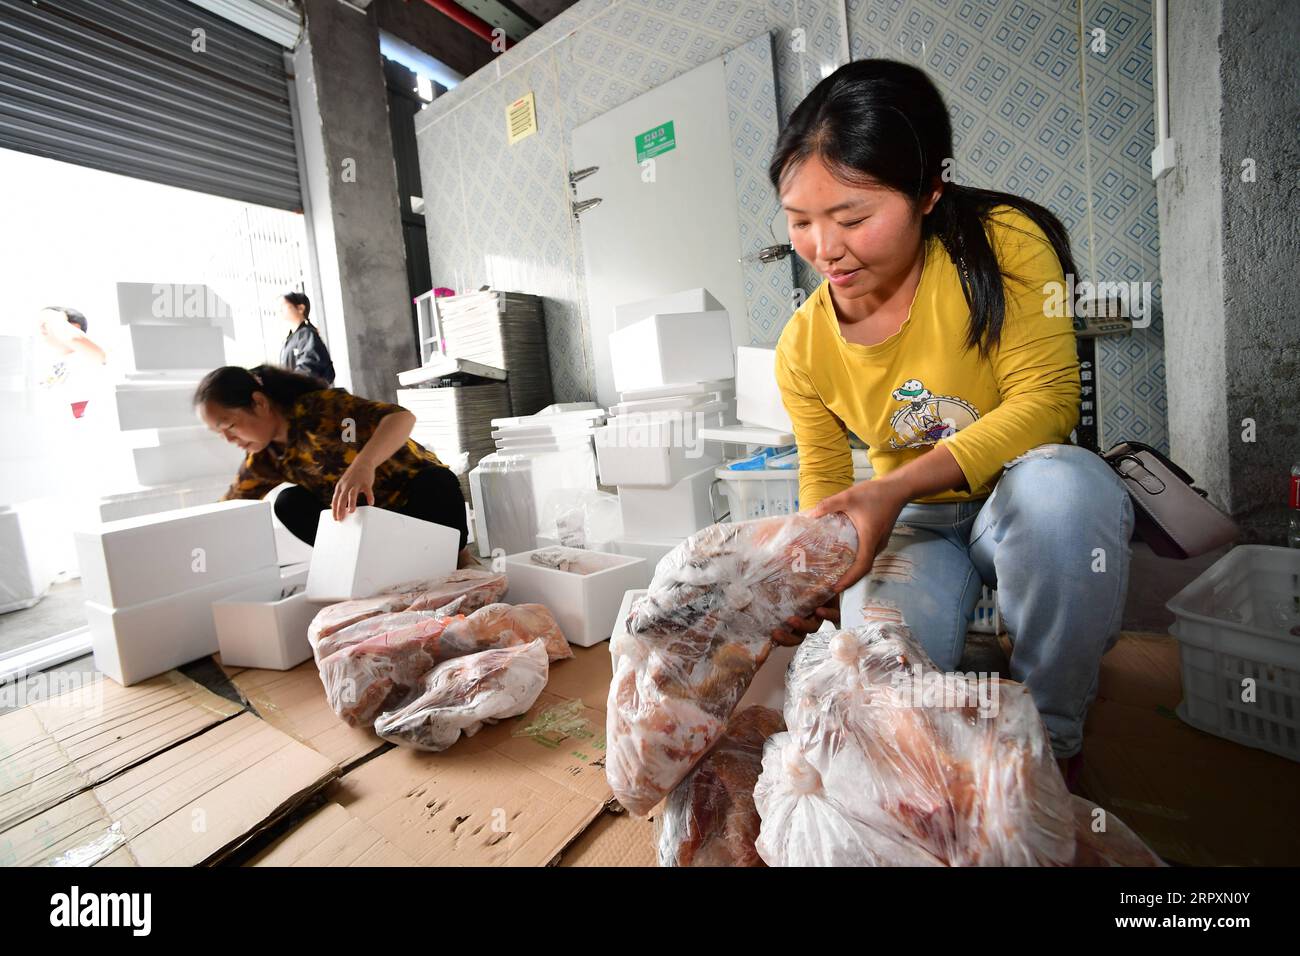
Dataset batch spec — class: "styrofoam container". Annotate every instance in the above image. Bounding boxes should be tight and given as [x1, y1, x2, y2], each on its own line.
[612, 535, 682, 583]
[594, 413, 725, 488]
[736, 346, 794, 432]
[86, 564, 280, 685]
[75, 499, 276, 608]
[617, 379, 734, 403]
[613, 288, 724, 330]
[119, 323, 226, 372]
[535, 533, 618, 554]
[305, 506, 460, 601]
[0, 506, 53, 614]
[468, 448, 600, 558]
[610, 588, 647, 644]
[212, 567, 328, 670]
[1167, 545, 1300, 762]
[609, 309, 735, 394]
[126, 432, 244, 485]
[503, 547, 648, 647]
[115, 281, 231, 326]
[618, 463, 721, 539]
[101, 380, 201, 431]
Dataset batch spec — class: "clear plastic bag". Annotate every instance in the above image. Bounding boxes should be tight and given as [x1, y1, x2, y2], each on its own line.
[755, 622, 1077, 867]
[1068, 796, 1164, 866]
[656, 705, 784, 867]
[539, 488, 623, 548]
[606, 512, 857, 816]
[315, 602, 571, 729]
[374, 639, 550, 751]
[307, 569, 508, 654]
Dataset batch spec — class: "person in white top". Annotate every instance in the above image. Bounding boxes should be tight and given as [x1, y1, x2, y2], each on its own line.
[33, 306, 108, 419]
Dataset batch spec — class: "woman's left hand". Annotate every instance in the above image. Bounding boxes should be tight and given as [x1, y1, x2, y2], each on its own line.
[332, 455, 377, 520]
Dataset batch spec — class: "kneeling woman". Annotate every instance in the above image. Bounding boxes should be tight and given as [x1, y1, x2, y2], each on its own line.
[195, 365, 471, 563]
[770, 60, 1134, 786]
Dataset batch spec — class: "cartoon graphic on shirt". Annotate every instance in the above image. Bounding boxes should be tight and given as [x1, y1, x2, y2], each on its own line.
[887, 378, 980, 449]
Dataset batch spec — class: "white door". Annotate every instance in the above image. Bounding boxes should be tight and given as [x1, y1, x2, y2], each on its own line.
[571, 55, 751, 409]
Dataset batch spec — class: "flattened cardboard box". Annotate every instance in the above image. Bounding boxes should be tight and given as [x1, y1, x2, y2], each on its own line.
[231, 660, 385, 769]
[1082, 633, 1300, 866]
[560, 808, 658, 867]
[328, 646, 615, 866]
[0, 713, 337, 866]
[248, 802, 417, 866]
[0, 670, 242, 832]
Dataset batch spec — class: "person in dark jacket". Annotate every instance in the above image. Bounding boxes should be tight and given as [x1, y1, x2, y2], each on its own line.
[279, 291, 335, 384]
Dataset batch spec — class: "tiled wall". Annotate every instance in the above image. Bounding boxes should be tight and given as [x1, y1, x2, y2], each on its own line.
[414, 0, 1167, 451]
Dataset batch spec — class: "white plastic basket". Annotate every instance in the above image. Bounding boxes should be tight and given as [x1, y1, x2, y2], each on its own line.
[1166, 545, 1300, 762]
[713, 465, 800, 521]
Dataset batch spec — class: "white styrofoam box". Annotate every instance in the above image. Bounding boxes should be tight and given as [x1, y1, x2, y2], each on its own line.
[115, 281, 230, 326]
[738, 641, 799, 711]
[0, 507, 51, 613]
[102, 380, 201, 431]
[612, 536, 682, 582]
[610, 588, 647, 645]
[212, 567, 326, 670]
[119, 323, 225, 372]
[1167, 545, 1300, 762]
[609, 310, 735, 395]
[595, 417, 724, 488]
[736, 346, 794, 432]
[75, 499, 276, 609]
[613, 288, 724, 331]
[306, 506, 460, 601]
[618, 463, 720, 539]
[503, 547, 648, 647]
[123, 429, 244, 486]
[86, 563, 279, 685]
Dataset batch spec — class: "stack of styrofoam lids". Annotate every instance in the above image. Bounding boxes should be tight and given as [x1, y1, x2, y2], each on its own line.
[433, 290, 552, 416]
[616, 378, 736, 402]
[489, 403, 607, 455]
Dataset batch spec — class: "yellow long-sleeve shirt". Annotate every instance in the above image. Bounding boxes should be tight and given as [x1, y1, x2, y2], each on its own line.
[775, 204, 1080, 508]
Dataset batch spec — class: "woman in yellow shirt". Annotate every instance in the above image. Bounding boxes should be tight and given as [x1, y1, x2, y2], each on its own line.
[771, 59, 1133, 785]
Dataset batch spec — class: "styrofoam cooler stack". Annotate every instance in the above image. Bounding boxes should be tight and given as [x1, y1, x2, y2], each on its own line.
[108, 425, 245, 486]
[117, 324, 225, 374]
[618, 462, 721, 540]
[468, 404, 607, 558]
[595, 384, 733, 488]
[74, 499, 280, 685]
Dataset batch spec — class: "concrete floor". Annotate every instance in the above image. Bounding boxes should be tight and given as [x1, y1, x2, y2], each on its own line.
[0, 578, 87, 655]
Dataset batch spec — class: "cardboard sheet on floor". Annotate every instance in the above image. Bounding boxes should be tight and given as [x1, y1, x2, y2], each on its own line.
[1082, 632, 1300, 866]
[0, 713, 337, 866]
[328, 646, 614, 866]
[559, 808, 658, 867]
[231, 660, 386, 769]
[0, 670, 243, 832]
[247, 802, 417, 866]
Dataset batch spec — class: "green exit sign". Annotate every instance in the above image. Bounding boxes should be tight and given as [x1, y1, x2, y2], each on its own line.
[635, 121, 676, 163]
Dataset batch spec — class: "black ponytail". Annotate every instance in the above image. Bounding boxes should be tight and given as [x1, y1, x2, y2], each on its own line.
[769, 58, 1078, 356]
[193, 364, 326, 411]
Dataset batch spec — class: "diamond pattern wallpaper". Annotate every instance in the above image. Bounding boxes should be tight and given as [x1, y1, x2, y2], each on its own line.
[414, 0, 1166, 450]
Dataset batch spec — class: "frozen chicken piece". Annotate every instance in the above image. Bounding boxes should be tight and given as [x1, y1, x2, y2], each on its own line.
[374, 639, 549, 751]
[755, 623, 1077, 867]
[657, 706, 785, 867]
[307, 569, 508, 650]
[606, 512, 857, 816]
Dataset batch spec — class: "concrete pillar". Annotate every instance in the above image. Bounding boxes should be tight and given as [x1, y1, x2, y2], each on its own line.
[1158, 0, 1300, 543]
[290, 0, 414, 402]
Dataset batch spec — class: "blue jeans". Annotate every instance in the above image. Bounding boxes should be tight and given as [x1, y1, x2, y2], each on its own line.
[841, 443, 1135, 758]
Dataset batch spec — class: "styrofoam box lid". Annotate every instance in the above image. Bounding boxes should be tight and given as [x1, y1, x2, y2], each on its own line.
[605, 401, 726, 427]
[490, 406, 604, 429]
[77, 498, 268, 535]
[618, 379, 736, 403]
[609, 392, 728, 416]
